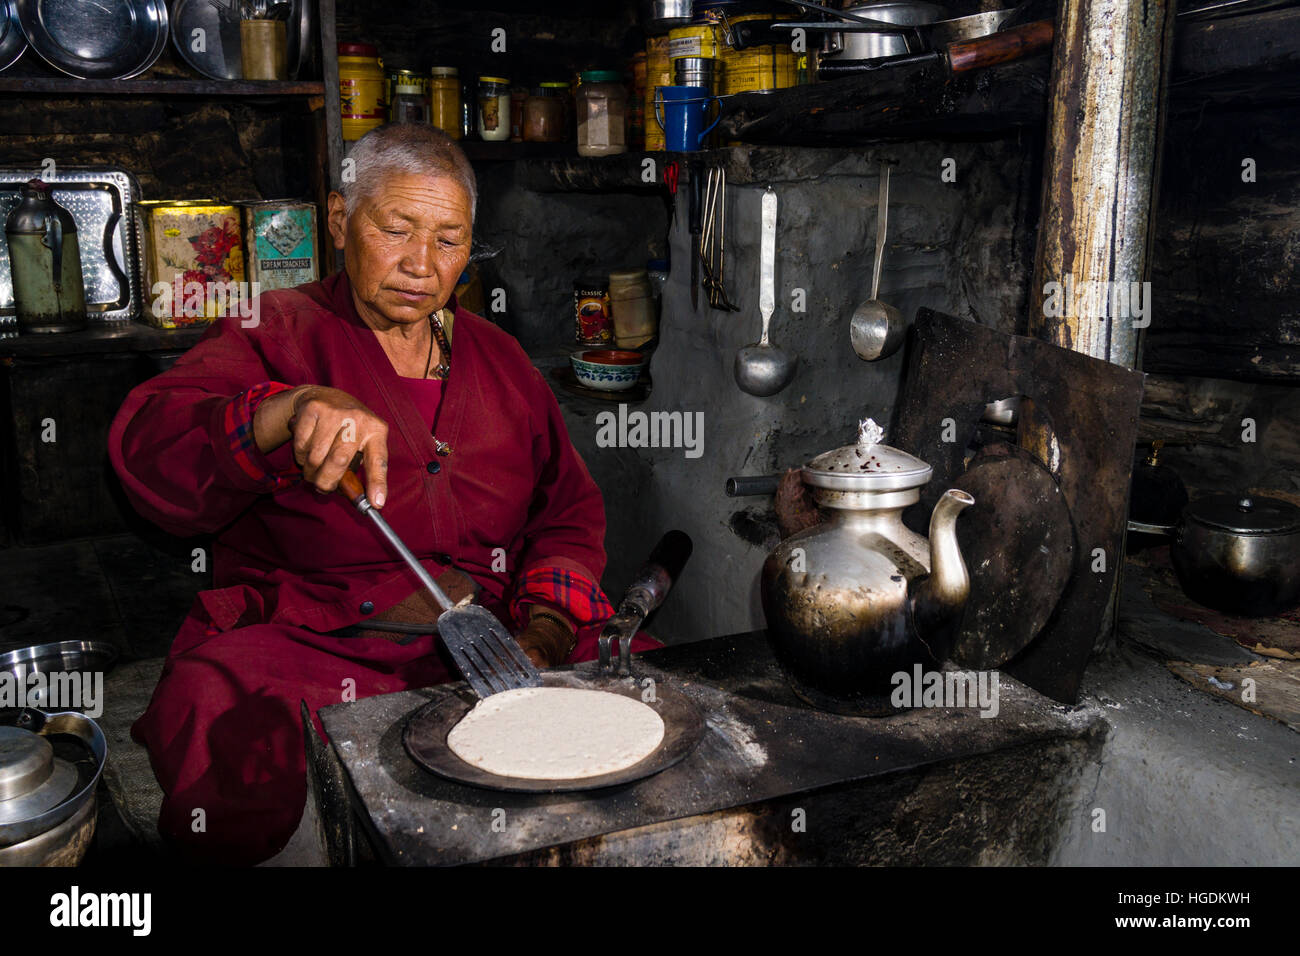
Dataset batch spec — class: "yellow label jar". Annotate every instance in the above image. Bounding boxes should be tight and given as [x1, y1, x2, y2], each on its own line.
[338, 42, 385, 141]
[429, 66, 461, 139]
[477, 76, 511, 142]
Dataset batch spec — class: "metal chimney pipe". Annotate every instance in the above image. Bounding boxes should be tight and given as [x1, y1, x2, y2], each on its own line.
[1026, 0, 1178, 368]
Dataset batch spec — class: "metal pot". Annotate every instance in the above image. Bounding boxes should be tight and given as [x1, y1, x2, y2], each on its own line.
[0, 709, 106, 866]
[833, 2, 948, 59]
[1130, 494, 1300, 617]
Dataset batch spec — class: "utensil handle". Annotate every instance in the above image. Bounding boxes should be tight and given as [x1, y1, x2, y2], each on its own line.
[759, 187, 776, 338]
[947, 19, 1054, 73]
[871, 163, 889, 300]
[689, 159, 703, 235]
[624, 530, 694, 617]
[726, 474, 781, 497]
[339, 468, 367, 506]
[1127, 519, 1178, 538]
[337, 468, 455, 611]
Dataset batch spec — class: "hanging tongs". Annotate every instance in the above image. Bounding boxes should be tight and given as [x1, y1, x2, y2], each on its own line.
[598, 531, 693, 677]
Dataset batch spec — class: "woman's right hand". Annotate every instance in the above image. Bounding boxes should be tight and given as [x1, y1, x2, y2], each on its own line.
[254, 385, 390, 507]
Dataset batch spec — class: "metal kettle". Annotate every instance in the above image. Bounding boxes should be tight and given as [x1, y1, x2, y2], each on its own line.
[760, 418, 975, 715]
[4, 179, 87, 333]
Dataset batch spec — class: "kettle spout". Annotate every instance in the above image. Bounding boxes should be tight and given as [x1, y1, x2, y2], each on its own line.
[909, 489, 975, 654]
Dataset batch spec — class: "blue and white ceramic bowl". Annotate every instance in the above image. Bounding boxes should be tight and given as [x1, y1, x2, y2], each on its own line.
[570, 350, 647, 392]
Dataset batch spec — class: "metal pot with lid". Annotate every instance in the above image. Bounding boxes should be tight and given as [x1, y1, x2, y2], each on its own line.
[1131, 494, 1300, 617]
[0, 709, 106, 866]
[761, 417, 975, 714]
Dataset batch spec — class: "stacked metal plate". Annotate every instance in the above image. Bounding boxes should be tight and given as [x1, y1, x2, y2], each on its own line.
[0, 167, 144, 328]
[14, 0, 169, 79]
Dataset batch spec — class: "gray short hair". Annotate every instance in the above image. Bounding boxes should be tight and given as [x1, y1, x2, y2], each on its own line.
[341, 123, 478, 223]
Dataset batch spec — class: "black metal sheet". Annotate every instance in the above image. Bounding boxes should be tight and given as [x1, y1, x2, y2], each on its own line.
[892, 308, 1146, 703]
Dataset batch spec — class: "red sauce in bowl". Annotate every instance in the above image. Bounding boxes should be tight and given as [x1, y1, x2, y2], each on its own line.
[579, 350, 645, 366]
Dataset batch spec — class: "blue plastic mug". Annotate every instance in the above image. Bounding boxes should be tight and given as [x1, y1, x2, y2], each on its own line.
[653, 85, 721, 151]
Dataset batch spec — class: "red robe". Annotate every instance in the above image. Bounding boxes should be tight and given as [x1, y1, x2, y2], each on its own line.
[109, 272, 648, 864]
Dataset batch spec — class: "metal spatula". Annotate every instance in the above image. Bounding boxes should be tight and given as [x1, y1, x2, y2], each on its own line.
[338, 471, 541, 698]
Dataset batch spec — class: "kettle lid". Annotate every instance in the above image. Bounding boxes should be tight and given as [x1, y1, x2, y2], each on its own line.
[803, 418, 932, 492]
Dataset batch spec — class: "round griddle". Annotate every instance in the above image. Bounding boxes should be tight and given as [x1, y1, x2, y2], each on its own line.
[949, 443, 1076, 669]
[403, 670, 704, 793]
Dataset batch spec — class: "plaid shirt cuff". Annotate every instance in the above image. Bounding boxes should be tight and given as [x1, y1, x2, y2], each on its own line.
[509, 565, 616, 630]
[223, 381, 299, 491]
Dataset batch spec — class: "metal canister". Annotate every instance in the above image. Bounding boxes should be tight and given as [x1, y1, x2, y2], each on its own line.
[238, 200, 318, 293]
[667, 22, 721, 63]
[3, 179, 87, 333]
[573, 280, 613, 345]
[338, 42, 385, 141]
[138, 201, 245, 329]
[718, 13, 798, 94]
[645, 34, 674, 151]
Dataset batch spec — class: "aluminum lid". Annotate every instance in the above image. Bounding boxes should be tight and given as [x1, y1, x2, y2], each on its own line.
[802, 418, 932, 492]
[0, 726, 50, 800]
[1186, 494, 1300, 535]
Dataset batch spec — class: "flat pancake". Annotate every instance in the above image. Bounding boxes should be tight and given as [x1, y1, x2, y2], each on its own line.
[446, 686, 666, 780]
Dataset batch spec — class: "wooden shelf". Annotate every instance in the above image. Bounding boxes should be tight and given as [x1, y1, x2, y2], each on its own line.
[0, 77, 325, 97]
[0, 323, 208, 360]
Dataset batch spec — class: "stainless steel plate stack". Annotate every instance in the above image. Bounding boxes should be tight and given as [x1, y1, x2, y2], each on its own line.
[0, 167, 144, 328]
[15, 0, 169, 79]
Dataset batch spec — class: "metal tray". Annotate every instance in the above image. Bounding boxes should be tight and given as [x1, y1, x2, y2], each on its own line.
[16, 0, 169, 80]
[0, 167, 143, 326]
[404, 670, 704, 793]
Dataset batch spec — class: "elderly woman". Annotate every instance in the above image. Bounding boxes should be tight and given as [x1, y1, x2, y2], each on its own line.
[109, 124, 644, 864]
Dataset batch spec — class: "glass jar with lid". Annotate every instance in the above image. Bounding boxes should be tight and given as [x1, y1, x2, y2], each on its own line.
[477, 76, 511, 142]
[523, 83, 568, 143]
[429, 66, 461, 138]
[576, 70, 627, 157]
[390, 69, 429, 124]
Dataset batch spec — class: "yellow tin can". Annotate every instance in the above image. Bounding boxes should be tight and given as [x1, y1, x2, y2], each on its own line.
[430, 66, 462, 139]
[138, 201, 246, 329]
[718, 14, 798, 95]
[338, 42, 385, 141]
[667, 22, 720, 63]
[645, 34, 674, 151]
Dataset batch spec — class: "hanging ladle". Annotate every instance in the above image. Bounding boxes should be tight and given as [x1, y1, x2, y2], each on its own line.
[735, 187, 797, 396]
[850, 162, 907, 362]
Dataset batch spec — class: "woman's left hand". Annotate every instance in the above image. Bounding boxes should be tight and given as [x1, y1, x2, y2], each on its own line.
[515, 607, 576, 668]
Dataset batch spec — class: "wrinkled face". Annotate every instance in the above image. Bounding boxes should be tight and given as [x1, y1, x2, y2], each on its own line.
[327, 171, 473, 330]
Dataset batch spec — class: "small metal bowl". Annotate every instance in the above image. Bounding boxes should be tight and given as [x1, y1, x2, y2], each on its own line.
[0, 641, 118, 711]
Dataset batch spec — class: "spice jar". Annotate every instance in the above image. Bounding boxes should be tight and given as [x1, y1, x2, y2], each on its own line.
[429, 67, 461, 138]
[338, 42, 385, 141]
[390, 70, 429, 123]
[477, 76, 511, 142]
[510, 87, 527, 142]
[609, 269, 655, 348]
[523, 83, 567, 142]
[576, 70, 627, 157]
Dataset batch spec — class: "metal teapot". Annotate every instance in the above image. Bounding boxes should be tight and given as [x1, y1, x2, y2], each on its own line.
[760, 418, 974, 715]
[4, 179, 87, 333]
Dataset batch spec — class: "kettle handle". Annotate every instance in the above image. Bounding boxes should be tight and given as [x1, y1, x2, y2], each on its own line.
[41, 214, 63, 293]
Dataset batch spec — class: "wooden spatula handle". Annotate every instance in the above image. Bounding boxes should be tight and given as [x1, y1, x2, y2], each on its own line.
[338, 469, 367, 505]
